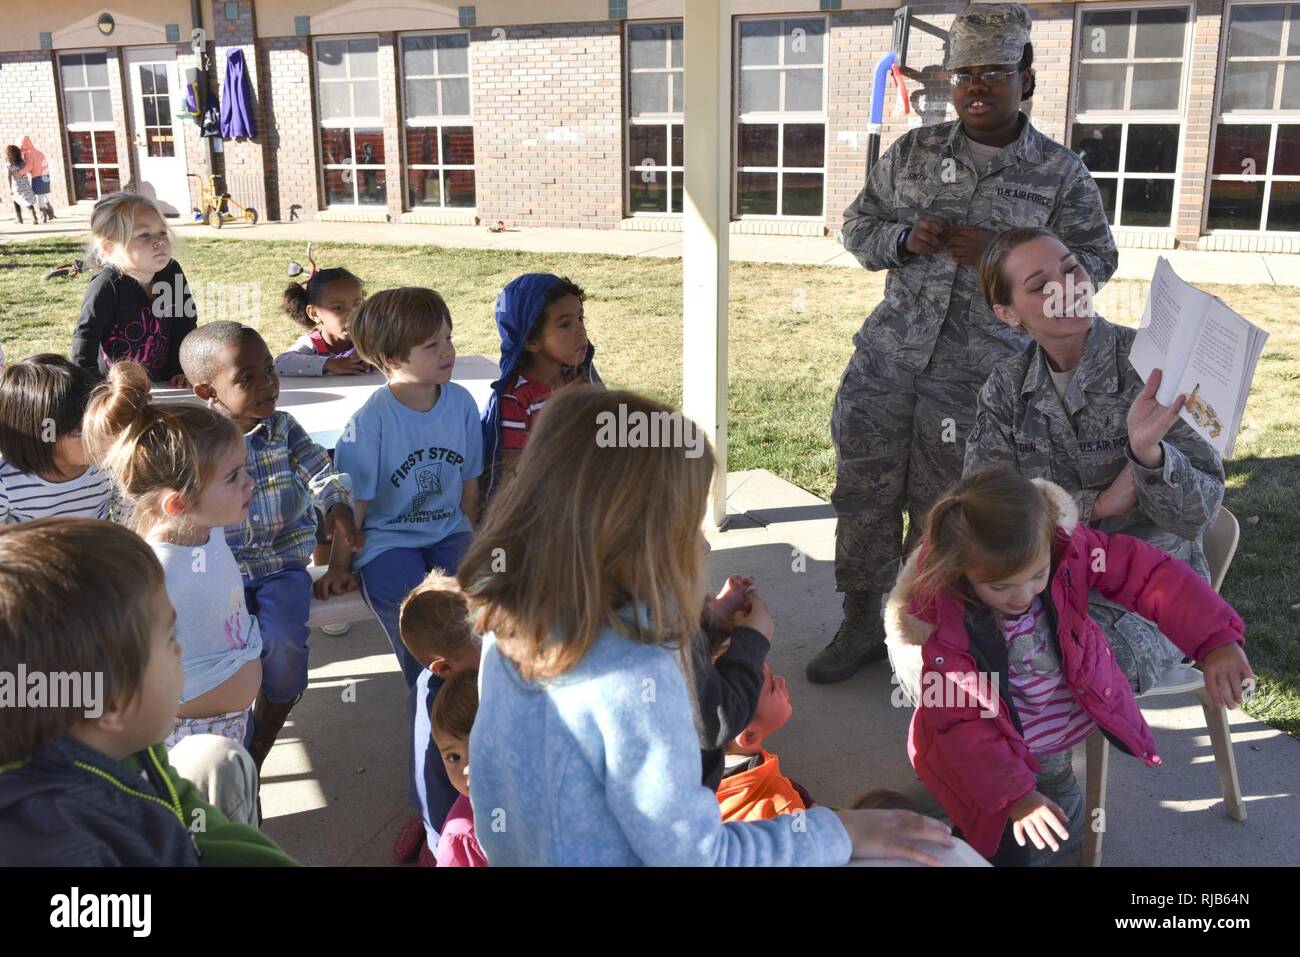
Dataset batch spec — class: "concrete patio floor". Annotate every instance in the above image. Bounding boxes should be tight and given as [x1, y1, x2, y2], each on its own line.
[259, 468, 1300, 867]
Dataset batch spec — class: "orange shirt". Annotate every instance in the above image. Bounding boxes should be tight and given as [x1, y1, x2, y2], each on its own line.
[716, 750, 808, 823]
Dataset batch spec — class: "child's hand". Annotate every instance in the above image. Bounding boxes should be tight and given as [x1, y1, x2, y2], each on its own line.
[1009, 790, 1071, 852]
[734, 589, 773, 642]
[313, 567, 356, 599]
[324, 355, 371, 376]
[324, 504, 364, 550]
[834, 808, 955, 866]
[168, 373, 189, 388]
[706, 575, 755, 629]
[1200, 643, 1255, 709]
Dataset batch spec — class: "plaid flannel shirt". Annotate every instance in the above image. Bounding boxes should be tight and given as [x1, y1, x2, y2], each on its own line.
[226, 410, 353, 581]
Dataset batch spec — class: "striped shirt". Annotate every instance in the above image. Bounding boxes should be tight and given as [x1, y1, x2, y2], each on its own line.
[0, 459, 118, 524]
[499, 369, 579, 452]
[1002, 598, 1094, 755]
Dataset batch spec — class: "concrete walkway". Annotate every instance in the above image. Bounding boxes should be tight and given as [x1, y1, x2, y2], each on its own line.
[4, 208, 1299, 286]
[260, 468, 1299, 866]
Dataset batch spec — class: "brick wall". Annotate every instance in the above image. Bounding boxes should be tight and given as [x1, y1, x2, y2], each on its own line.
[105, 48, 133, 196]
[0, 51, 71, 210]
[212, 0, 268, 219]
[1177, 0, 1224, 245]
[379, 33, 402, 221]
[826, 9, 895, 231]
[469, 21, 624, 228]
[260, 37, 318, 220]
[1024, 2, 1075, 147]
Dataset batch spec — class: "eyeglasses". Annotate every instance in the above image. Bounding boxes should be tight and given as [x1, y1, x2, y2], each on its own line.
[948, 69, 1019, 89]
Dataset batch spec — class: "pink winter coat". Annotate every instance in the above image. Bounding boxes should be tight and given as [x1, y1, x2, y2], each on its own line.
[883, 479, 1245, 857]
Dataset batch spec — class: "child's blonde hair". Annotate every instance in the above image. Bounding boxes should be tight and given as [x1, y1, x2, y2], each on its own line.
[349, 287, 452, 371]
[86, 191, 180, 273]
[82, 361, 244, 536]
[458, 386, 714, 681]
[904, 466, 1060, 610]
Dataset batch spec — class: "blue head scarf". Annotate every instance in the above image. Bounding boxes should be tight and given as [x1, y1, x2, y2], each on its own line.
[480, 273, 597, 497]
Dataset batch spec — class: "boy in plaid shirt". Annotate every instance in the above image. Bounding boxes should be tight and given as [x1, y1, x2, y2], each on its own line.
[181, 322, 360, 773]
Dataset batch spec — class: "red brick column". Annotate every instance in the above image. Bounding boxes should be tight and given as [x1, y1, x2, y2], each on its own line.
[260, 37, 320, 220]
[1176, 0, 1224, 247]
[106, 47, 134, 195]
[1024, 2, 1076, 148]
[380, 32, 402, 220]
[212, 0, 268, 219]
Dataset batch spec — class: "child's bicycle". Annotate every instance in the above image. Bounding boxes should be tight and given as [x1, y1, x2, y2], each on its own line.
[188, 172, 259, 229]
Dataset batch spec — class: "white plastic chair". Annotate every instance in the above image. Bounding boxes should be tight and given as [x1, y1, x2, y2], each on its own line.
[1081, 506, 1245, 867]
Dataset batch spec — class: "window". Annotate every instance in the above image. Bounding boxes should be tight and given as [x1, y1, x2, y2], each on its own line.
[1206, 3, 1300, 232]
[626, 21, 684, 214]
[137, 63, 176, 157]
[315, 37, 385, 207]
[1070, 5, 1191, 228]
[59, 52, 120, 201]
[401, 32, 475, 209]
[734, 16, 827, 218]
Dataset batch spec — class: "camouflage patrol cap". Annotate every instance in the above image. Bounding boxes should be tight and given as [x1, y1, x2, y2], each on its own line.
[944, 3, 1033, 71]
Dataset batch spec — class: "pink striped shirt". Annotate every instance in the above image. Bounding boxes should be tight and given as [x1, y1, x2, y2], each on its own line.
[1001, 598, 1094, 754]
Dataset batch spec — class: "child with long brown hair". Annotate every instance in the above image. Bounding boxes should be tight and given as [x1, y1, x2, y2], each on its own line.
[459, 385, 956, 866]
[884, 466, 1253, 865]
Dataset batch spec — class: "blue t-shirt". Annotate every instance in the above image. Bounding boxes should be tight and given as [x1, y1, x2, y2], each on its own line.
[335, 382, 483, 570]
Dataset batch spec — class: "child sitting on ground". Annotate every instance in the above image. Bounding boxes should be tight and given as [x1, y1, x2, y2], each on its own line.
[275, 265, 371, 377]
[885, 466, 1254, 865]
[430, 669, 488, 867]
[0, 354, 125, 524]
[480, 273, 599, 499]
[392, 569, 482, 866]
[180, 322, 360, 773]
[0, 517, 296, 865]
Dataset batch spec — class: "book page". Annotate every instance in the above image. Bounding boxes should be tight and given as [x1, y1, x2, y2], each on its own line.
[1173, 299, 1247, 457]
[1129, 258, 1204, 403]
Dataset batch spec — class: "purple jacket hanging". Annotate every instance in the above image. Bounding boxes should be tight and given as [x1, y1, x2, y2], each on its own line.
[220, 49, 255, 139]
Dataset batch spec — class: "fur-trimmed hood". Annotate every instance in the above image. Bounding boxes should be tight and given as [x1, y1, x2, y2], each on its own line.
[884, 478, 1080, 650]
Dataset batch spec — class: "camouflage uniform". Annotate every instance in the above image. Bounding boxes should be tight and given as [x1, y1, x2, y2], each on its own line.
[964, 317, 1226, 693]
[833, 114, 1119, 595]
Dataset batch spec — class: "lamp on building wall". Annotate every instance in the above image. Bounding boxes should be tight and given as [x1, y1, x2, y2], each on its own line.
[97, 13, 115, 36]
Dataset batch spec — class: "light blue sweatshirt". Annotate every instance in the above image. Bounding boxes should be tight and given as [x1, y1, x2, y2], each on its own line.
[469, 613, 853, 866]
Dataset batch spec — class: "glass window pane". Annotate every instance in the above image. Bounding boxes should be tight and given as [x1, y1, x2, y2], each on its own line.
[671, 176, 683, 213]
[139, 64, 155, 95]
[155, 96, 171, 127]
[436, 34, 469, 75]
[1282, 64, 1300, 116]
[153, 65, 169, 95]
[1265, 181, 1300, 231]
[781, 172, 823, 216]
[1125, 124, 1179, 173]
[349, 38, 379, 77]
[739, 69, 779, 113]
[1094, 177, 1118, 225]
[631, 71, 669, 114]
[1221, 61, 1278, 111]
[740, 20, 781, 66]
[1212, 124, 1271, 175]
[1227, 4, 1285, 58]
[408, 168, 442, 206]
[1134, 8, 1188, 59]
[91, 90, 112, 123]
[738, 123, 778, 167]
[440, 78, 470, 116]
[320, 127, 353, 164]
[324, 167, 353, 205]
[94, 130, 117, 164]
[67, 130, 93, 165]
[1071, 123, 1121, 172]
[784, 18, 825, 66]
[353, 80, 380, 118]
[84, 53, 108, 87]
[672, 73, 683, 114]
[1079, 11, 1131, 60]
[316, 40, 348, 79]
[405, 127, 438, 165]
[146, 129, 168, 157]
[71, 166, 97, 201]
[1130, 63, 1181, 110]
[630, 123, 668, 167]
[737, 171, 778, 214]
[784, 68, 823, 111]
[1274, 125, 1300, 176]
[61, 56, 85, 90]
[65, 90, 92, 124]
[357, 168, 386, 205]
[406, 78, 438, 117]
[1078, 64, 1125, 111]
[630, 171, 669, 212]
[403, 36, 436, 76]
[1207, 180, 1264, 229]
[320, 82, 351, 119]
[671, 123, 683, 166]
[144, 97, 158, 127]
[355, 128, 384, 165]
[1291, 4, 1300, 54]
[670, 23, 683, 68]
[446, 168, 475, 207]
[782, 123, 824, 168]
[1119, 179, 1174, 227]
[630, 23, 669, 70]
[441, 126, 474, 165]
[97, 167, 120, 195]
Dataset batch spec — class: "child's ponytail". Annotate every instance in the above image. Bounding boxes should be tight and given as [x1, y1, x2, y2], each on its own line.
[283, 282, 313, 330]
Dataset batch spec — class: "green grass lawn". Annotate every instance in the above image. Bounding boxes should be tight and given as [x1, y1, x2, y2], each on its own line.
[3, 234, 1298, 736]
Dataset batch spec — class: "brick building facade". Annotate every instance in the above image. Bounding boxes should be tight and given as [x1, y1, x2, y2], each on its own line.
[1, 0, 1297, 250]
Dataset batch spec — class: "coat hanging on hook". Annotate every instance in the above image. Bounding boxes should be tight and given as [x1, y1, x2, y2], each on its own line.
[220, 49, 256, 139]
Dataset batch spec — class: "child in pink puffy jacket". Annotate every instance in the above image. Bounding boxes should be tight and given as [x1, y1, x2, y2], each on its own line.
[884, 466, 1253, 865]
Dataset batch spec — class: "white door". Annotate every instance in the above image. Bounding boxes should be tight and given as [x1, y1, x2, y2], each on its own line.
[124, 47, 189, 216]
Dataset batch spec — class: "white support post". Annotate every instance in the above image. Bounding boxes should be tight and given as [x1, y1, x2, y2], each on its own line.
[682, 0, 731, 531]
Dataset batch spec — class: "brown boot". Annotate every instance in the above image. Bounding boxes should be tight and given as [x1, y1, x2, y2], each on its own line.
[246, 692, 301, 773]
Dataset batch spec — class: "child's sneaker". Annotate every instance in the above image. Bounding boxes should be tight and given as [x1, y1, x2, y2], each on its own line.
[392, 813, 425, 864]
[320, 622, 351, 636]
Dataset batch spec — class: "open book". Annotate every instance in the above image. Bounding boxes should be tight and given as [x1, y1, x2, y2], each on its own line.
[1129, 258, 1268, 458]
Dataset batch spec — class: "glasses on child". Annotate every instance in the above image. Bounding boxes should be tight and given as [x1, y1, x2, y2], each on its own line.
[948, 69, 1019, 89]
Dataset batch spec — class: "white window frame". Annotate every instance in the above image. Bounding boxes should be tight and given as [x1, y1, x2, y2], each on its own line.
[314, 34, 386, 209]
[58, 49, 119, 203]
[399, 29, 476, 212]
[1204, 0, 1300, 235]
[625, 19, 685, 217]
[1067, 1, 1193, 231]
[733, 13, 829, 221]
